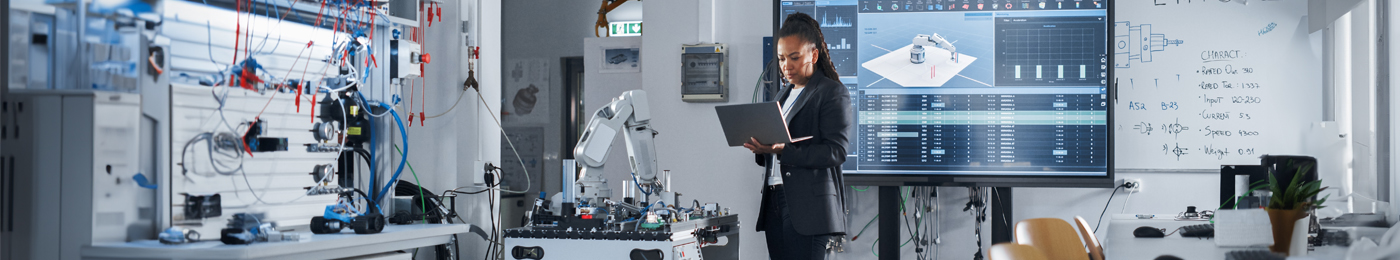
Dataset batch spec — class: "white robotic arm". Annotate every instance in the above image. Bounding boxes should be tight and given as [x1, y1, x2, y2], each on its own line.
[911, 33, 958, 64]
[571, 90, 658, 206]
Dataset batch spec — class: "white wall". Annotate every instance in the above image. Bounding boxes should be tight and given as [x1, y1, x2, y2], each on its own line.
[581, 36, 644, 203]
[460, 0, 502, 259]
[1322, 0, 1396, 216]
[639, 0, 774, 258]
[1391, 0, 1400, 225]
[1348, 0, 1379, 201]
[406, 0, 502, 258]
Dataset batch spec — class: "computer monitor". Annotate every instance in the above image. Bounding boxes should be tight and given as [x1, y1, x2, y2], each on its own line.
[776, 0, 1114, 187]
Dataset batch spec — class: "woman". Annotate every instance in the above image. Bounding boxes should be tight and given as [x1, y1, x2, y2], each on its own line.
[743, 12, 852, 259]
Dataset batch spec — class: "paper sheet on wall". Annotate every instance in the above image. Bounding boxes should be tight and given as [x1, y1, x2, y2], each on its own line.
[503, 58, 551, 125]
[501, 127, 544, 191]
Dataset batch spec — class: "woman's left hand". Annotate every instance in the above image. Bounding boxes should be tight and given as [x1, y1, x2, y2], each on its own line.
[743, 137, 785, 154]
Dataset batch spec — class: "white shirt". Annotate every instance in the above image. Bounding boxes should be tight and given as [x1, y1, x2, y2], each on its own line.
[769, 87, 806, 186]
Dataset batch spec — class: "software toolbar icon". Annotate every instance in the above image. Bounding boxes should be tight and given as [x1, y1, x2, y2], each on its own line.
[1039, 2, 1046, 8]
[977, 3, 983, 9]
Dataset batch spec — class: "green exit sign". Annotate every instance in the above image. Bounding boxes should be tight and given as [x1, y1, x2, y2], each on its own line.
[609, 21, 642, 37]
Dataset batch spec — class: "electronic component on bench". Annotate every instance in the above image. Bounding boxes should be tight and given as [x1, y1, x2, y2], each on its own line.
[310, 204, 386, 235]
[242, 119, 288, 152]
[158, 227, 200, 245]
[220, 213, 274, 245]
[218, 213, 309, 244]
[182, 193, 223, 219]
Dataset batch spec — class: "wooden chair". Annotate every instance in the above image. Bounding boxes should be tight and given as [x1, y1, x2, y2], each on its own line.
[1074, 216, 1106, 260]
[989, 243, 1049, 260]
[1015, 218, 1090, 260]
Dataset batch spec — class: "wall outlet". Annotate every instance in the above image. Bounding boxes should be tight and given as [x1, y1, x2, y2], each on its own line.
[472, 160, 490, 185]
[1123, 178, 1144, 193]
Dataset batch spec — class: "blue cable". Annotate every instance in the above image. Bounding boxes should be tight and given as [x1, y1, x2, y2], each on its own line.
[373, 102, 409, 203]
[638, 201, 664, 214]
[355, 92, 379, 207]
[631, 173, 651, 197]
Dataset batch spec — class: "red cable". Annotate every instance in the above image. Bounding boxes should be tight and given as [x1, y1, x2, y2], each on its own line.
[296, 40, 316, 117]
[407, 74, 416, 126]
[243, 0, 252, 63]
[315, 1, 326, 26]
[230, 0, 242, 86]
[295, 82, 303, 113]
[419, 77, 425, 126]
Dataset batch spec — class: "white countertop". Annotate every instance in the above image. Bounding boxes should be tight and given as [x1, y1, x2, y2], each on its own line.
[82, 224, 469, 260]
[1103, 214, 1348, 260]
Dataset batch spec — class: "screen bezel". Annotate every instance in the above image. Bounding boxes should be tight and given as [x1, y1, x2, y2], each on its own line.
[771, 0, 1115, 188]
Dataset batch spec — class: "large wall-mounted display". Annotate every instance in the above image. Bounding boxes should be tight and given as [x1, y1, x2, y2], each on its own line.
[777, 0, 1113, 187]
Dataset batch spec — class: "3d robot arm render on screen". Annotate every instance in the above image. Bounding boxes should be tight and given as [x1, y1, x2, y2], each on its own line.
[912, 33, 958, 64]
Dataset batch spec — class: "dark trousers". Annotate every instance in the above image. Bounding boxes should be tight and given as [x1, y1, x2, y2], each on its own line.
[762, 185, 834, 260]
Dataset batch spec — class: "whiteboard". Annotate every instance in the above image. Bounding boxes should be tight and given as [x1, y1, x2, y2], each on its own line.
[1113, 0, 1321, 169]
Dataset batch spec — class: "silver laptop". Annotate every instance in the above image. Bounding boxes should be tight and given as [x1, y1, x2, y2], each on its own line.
[714, 102, 813, 147]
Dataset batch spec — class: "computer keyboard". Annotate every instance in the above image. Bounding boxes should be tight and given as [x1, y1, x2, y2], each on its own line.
[1224, 250, 1285, 260]
[1180, 223, 1214, 237]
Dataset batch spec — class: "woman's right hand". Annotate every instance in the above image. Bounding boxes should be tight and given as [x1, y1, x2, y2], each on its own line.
[743, 137, 786, 154]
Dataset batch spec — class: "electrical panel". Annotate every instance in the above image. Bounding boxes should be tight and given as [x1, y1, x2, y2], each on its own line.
[680, 44, 728, 102]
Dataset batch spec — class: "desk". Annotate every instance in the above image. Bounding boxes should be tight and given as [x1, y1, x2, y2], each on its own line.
[82, 224, 468, 260]
[1103, 215, 1348, 260]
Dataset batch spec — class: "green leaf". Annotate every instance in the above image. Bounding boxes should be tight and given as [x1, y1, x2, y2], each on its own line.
[1314, 194, 1331, 209]
[1284, 164, 1306, 198]
[1268, 169, 1281, 196]
[1297, 182, 1322, 199]
[1262, 160, 1322, 210]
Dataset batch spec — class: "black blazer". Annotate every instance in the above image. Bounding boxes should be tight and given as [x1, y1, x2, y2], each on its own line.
[754, 70, 851, 236]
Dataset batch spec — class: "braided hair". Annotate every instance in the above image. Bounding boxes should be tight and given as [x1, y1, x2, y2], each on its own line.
[778, 12, 842, 85]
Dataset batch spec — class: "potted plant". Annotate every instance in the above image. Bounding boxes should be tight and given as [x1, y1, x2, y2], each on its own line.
[1250, 160, 1328, 255]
